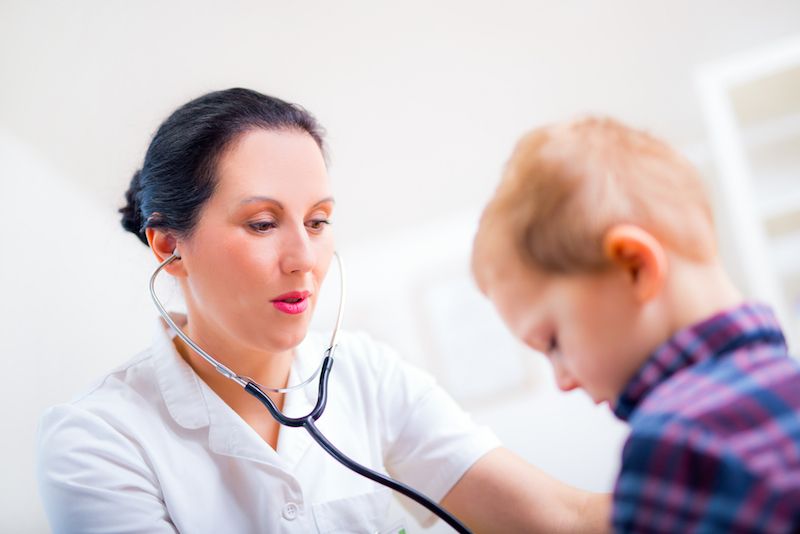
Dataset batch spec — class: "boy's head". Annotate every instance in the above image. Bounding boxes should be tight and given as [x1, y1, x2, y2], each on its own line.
[472, 116, 718, 404]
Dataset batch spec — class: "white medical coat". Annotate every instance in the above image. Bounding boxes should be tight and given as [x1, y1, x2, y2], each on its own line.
[36, 318, 499, 533]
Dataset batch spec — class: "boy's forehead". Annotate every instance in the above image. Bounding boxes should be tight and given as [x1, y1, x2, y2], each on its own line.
[473, 225, 545, 294]
[472, 221, 512, 280]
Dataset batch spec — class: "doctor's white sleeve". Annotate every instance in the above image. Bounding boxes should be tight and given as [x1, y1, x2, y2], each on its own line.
[368, 336, 501, 526]
[36, 404, 178, 534]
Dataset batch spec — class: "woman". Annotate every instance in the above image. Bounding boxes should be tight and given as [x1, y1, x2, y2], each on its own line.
[36, 88, 609, 533]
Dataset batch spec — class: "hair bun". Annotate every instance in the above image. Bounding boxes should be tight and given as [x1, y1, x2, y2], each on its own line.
[119, 170, 149, 245]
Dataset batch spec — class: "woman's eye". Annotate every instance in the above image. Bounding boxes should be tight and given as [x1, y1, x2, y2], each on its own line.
[249, 221, 277, 233]
[306, 219, 331, 232]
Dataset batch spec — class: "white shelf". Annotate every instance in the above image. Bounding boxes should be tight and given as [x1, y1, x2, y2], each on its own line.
[769, 230, 800, 279]
[697, 35, 800, 351]
[741, 110, 800, 150]
[753, 172, 800, 223]
[739, 109, 800, 222]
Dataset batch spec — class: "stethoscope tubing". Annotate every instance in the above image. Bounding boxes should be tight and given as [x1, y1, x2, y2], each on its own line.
[149, 250, 472, 534]
[244, 355, 471, 532]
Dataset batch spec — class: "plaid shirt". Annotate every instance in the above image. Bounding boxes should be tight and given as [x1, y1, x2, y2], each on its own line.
[612, 302, 800, 533]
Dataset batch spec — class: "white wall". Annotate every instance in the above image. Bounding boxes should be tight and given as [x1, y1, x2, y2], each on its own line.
[2, 1, 800, 532]
[0, 130, 156, 532]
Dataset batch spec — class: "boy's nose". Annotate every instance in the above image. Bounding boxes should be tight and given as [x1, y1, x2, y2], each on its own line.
[554, 366, 580, 392]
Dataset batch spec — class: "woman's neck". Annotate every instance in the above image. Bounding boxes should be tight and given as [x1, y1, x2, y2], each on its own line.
[172, 311, 295, 429]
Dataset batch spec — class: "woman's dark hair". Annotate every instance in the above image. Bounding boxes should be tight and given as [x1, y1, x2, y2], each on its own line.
[119, 88, 326, 246]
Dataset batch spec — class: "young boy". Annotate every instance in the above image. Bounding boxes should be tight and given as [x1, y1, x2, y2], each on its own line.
[471, 116, 800, 532]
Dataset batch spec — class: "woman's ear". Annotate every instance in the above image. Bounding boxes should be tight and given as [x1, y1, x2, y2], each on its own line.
[602, 224, 667, 302]
[146, 227, 187, 277]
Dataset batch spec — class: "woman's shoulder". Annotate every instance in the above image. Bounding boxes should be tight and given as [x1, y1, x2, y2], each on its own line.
[310, 329, 400, 374]
[35, 346, 172, 531]
[38, 346, 164, 445]
[307, 328, 437, 397]
[61, 346, 158, 406]
[332, 329, 396, 359]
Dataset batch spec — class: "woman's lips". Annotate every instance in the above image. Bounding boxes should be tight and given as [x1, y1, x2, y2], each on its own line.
[271, 291, 310, 315]
[273, 298, 309, 315]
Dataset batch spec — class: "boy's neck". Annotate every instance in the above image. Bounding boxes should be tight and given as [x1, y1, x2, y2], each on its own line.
[663, 255, 744, 338]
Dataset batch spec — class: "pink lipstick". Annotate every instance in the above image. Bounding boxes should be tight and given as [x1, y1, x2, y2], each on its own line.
[271, 291, 310, 315]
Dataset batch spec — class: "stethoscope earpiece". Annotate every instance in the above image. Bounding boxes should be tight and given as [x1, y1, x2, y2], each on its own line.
[172, 249, 181, 259]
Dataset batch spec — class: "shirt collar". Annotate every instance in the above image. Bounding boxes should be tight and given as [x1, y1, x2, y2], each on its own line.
[613, 301, 786, 421]
[151, 313, 329, 466]
[151, 313, 210, 429]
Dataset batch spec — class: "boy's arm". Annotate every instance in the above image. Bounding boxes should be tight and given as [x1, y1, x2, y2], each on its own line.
[614, 424, 777, 533]
[442, 447, 611, 533]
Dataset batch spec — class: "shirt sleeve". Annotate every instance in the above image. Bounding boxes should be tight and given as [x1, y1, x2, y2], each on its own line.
[613, 420, 781, 533]
[366, 336, 501, 526]
[37, 404, 178, 534]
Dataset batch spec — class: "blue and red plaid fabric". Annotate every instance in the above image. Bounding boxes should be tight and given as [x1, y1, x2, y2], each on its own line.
[611, 302, 800, 533]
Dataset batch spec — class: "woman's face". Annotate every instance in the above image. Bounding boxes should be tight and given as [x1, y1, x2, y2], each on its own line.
[177, 128, 334, 354]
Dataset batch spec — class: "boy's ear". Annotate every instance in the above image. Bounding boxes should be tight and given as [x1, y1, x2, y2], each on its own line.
[602, 224, 667, 302]
[145, 227, 187, 277]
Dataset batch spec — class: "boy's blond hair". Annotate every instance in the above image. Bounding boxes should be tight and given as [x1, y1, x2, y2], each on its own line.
[475, 116, 716, 274]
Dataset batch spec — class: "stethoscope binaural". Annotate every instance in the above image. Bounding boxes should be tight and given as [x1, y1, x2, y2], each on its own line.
[150, 250, 472, 534]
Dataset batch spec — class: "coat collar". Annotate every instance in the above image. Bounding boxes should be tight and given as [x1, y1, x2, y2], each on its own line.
[151, 313, 329, 467]
[151, 314, 210, 429]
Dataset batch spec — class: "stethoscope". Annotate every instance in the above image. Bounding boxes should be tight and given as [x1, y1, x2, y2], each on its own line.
[150, 250, 472, 534]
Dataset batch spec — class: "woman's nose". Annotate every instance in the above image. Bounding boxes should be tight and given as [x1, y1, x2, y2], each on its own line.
[280, 225, 315, 274]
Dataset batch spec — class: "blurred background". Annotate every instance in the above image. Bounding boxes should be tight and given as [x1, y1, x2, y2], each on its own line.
[1, 1, 799, 531]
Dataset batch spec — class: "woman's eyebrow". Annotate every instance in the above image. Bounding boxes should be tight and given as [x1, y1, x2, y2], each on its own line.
[313, 196, 335, 207]
[240, 196, 283, 208]
[238, 196, 335, 208]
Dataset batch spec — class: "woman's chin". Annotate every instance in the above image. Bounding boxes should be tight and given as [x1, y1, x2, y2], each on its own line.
[252, 327, 309, 354]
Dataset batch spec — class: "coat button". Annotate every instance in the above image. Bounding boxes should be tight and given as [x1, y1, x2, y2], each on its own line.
[282, 502, 299, 521]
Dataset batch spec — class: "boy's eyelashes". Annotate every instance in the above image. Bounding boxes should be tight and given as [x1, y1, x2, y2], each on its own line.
[525, 332, 559, 355]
